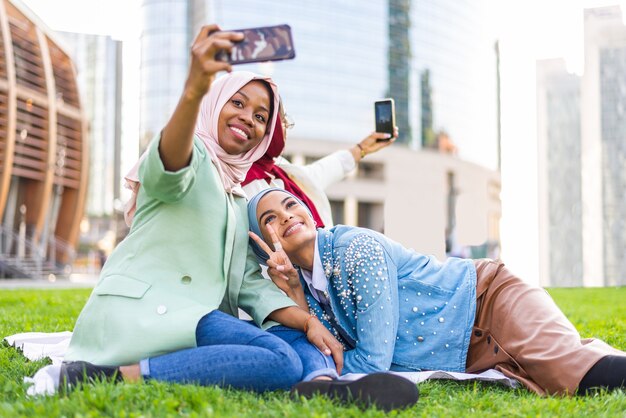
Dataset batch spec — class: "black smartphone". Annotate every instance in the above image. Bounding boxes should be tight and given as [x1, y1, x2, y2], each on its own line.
[375, 98, 395, 140]
[215, 24, 296, 65]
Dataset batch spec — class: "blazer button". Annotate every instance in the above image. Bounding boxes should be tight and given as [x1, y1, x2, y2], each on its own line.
[181, 275, 192, 284]
[157, 305, 167, 315]
[474, 330, 483, 337]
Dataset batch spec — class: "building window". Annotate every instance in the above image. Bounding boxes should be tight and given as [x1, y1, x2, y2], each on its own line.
[357, 162, 385, 181]
[329, 199, 344, 225]
[445, 171, 458, 256]
[304, 156, 318, 165]
[358, 201, 384, 232]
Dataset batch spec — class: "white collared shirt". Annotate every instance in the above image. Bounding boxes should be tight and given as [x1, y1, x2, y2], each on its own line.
[300, 235, 330, 304]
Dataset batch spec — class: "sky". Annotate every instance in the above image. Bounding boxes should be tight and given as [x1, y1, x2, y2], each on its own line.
[17, 0, 626, 284]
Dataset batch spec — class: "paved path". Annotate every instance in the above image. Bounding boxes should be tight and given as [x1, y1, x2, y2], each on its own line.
[0, 273, 98, 289]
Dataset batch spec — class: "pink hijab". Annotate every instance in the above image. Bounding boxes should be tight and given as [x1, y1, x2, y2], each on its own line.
[123, 71, 279, 226]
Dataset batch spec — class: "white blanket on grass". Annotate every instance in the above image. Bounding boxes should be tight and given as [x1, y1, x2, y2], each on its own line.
[5, 332, 520, 396]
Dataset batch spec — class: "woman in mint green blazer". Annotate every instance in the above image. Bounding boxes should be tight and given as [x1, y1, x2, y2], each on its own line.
[61, 25, 345, 393]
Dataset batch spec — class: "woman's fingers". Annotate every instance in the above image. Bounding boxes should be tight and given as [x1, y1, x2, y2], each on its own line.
[309, 333, 331, 356]
[314, 336, 343, 373]
[326, 337, 344, 374]
[195, 24, 220, 43]
[267, 266, 289, 281]
[248, 231, 273, 256]
[266, 268, 291, 289]
[267, 259, 286, 272]
[198, 31, 244, 60]
[266, 225, 283, 252]
[193, 38, 233, 66]
[357, 131, 395, 156]
[266, 225, 297, 270]
[372, 131, 391, 141]
[184, 26, 240, 98]
[306, 319, 345, 373]
[268, 262, 299, 286]
[267, 265, 284, 275]
[188, 24, 246, 77]
[250, 226, 295, 275]
[189, 29, 245, 76]
[207, 28, 245, 42]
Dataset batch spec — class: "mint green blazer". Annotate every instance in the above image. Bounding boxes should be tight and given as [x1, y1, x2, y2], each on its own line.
[65, 136, 296, 366]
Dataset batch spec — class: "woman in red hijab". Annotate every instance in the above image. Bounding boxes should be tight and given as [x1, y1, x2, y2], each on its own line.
[242, 103, 397, 227]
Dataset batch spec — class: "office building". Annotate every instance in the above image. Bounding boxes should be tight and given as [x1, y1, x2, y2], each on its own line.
[536, 58, 583, 286]
[60, 33, 122, 217]
[59, 32, 124, 254]
[410, 0, 498, 169]
[0, 0, 88, 278]
[139, 0, 195, 150]
[536, 6, 626, 287]
[389, 0, 412, 144]
[581, 6, 626, 286]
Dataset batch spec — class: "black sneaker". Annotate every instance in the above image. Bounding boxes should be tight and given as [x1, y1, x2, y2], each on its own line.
[291, 372, 419, 411]
[59, 361, 123, 392]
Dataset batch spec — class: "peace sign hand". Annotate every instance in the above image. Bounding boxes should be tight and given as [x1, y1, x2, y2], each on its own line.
[249, 225, 301, 294]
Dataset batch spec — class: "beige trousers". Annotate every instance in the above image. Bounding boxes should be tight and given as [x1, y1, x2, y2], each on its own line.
[465, 259, 625, 395]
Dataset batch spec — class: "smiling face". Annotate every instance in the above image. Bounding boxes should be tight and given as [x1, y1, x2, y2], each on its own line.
[256, 190, 317, 255]
[217, 80, 272, 155]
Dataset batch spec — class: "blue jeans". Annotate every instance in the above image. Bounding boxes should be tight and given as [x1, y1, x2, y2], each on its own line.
[266, 325, 338, 381]
[140, 310, 301, 391]
[140, 310, 335, 391]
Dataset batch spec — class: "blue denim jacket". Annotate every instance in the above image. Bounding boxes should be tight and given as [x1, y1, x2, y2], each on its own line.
[303, 226, 476, 374]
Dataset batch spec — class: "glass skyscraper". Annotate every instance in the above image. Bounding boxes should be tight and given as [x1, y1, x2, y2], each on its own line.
[598, 46, 626, 285]
[61, 33, 123, 218]
[581, 5, 626, 286]
[536, 6, 626, 287]
[139, 0, 192, 149]
[410, 0, 498, 169]
[206, 0, 388, 145]
[536, 59, 583, 287]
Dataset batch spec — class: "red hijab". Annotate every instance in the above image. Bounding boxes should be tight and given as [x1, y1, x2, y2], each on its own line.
[243, 115, 326, 228]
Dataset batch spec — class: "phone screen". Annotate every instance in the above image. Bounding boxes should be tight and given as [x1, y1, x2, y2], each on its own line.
[375, 99, 395, 136]
[219, 24, 296, 65]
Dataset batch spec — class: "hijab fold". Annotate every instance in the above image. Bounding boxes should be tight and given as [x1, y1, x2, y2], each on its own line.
[123, 71, 279, 226]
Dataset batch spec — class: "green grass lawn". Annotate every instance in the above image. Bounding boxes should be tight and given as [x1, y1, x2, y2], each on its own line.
[0, 287, 625, 417]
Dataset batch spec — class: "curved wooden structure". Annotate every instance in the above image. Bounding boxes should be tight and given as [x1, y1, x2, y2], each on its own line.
[0, 0, 88, 271]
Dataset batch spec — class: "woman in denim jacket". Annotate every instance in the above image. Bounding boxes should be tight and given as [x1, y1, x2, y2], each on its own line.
[248, 188, 626, 396]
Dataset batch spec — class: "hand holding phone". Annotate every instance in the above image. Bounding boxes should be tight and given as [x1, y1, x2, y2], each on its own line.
[214, 24, 296, 65]
[375, 99, 396, 141]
